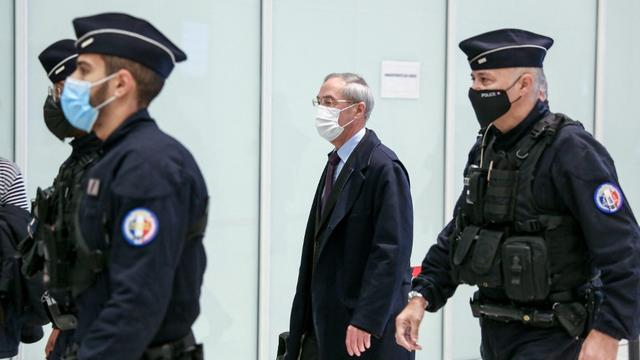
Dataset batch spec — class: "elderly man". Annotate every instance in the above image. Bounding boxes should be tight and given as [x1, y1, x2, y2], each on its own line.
[395, 28, 640, 360]
[285, 73, 414, 360]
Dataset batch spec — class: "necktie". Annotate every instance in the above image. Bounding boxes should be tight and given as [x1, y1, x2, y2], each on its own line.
[321, 151, 341, 213]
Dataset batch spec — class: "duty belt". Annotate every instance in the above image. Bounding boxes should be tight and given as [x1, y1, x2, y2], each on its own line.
[143, 331, 203, 360]
[61, 332, 203, 360]
[470, 291, 589, 338]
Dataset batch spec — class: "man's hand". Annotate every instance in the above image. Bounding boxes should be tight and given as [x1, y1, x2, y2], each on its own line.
[578, 329, 619, 360]
[345, 324, 371, 357]
[45, 328, 61, 359]
[395, 297, 427, 351]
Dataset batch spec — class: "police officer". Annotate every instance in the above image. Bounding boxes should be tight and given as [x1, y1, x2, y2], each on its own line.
[30, 39, 103, 360]
[395, 29, 640, 360]
[56, 13, 208, 359]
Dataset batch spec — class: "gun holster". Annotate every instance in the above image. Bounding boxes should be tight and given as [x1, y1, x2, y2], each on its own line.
[276, 332, 289, 360]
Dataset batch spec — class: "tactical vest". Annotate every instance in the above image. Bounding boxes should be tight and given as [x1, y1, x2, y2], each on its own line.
[28, 149, 101, 304]
[450, 113, 590, 303]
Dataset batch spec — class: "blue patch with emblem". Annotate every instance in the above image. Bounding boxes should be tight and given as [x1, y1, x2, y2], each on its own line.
[594, 183, 624, 214]
[121, 208, 159, 246]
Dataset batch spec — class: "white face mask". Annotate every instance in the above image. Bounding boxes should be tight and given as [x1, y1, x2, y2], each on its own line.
[315, 103, 357, 142]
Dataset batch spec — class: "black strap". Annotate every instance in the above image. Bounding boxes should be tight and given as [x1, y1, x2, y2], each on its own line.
[511, 113, 558, 168]
[143, 332, 197, 360]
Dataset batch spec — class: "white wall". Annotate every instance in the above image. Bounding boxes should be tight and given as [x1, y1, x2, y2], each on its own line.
[0, 1, 14, 159]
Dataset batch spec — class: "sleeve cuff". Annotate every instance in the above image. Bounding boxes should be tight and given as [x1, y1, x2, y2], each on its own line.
[592, 318, 627, 341]
[350, 317, 384, 339]
[412, 284, 436, 312]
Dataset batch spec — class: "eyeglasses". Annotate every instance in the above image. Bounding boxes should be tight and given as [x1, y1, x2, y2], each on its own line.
[312, 96, 355, 107]
[48, 86, 62, 102]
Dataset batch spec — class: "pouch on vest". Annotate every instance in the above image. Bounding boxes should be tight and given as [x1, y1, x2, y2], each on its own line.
[471, 230, 504, 288]
[40, 213, 70, 293]
[502, 236, 550, 302]
[455, 228, 504, 288]
[450, 225, 477, 283]
[453, 225, 480, 266]
[464, 166, 488, 225]
[484, 169, 518, 224]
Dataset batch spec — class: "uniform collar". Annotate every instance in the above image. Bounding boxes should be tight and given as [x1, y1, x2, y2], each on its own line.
[492, 100, 550, 151]
[69, 132, 102, 155]
[102, 108, 155, 152]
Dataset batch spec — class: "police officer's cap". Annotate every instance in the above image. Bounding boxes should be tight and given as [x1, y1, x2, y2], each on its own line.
[72, 12, 187, 79]
[38, 39, 77, 83]
[459, 28, 554, 70]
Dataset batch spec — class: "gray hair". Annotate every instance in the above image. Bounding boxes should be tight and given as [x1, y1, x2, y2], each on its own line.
[535, 68, 548, 100]
[520, 67, 549, 100]
[324, 72, 375, 120]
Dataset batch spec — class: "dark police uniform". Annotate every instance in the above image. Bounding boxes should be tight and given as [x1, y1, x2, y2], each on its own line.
[19, 39, 102, 360]
[30, 40, 102, 298]
[412, 29, 640, 360]
[57, 13, 208, 360]
[31, 134, 102, 360]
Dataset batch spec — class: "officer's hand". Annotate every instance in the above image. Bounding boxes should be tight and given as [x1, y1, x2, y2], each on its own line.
[45, 328, 60, 358]
[578, 329, 618, 360]
[345, 324, 371, 357]
[395, 297, 427, 352]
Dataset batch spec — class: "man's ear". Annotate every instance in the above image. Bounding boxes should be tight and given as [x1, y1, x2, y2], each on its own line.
[113, 69, 135, 98]
[356, 101, 366, 119]
[520, 73, 535, 93]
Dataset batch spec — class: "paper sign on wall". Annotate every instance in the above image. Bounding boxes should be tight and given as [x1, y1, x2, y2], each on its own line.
[380, 61, 421, 99]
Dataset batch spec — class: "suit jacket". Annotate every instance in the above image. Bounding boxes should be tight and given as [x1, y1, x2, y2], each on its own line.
[285, 129, 414, 360]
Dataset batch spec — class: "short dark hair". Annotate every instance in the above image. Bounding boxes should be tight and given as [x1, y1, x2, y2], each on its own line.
[101, 55, 165, 107]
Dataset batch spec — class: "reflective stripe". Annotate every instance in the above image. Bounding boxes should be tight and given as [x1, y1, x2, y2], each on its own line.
[469, 44, 548, 64]
[47, 54, 78, 78]
[76, 28, 176, 64]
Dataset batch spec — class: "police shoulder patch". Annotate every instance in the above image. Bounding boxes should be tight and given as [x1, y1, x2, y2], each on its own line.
[594, 182, 624, 214]
[121, 208, 159, 246]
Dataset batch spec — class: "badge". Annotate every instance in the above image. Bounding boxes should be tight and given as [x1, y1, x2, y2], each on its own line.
[594, 183, 624, 214]
[121, 208, 159, 246]
[86, 178, 100, 196]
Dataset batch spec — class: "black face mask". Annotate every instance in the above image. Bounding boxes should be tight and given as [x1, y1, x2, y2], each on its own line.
[43, 95, 79, 141]
[468, 76, 522, 128]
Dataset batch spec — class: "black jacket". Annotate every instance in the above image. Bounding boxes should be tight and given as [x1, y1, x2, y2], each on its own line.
[414, 102, 640, 340]
[72, 109, 208, 360]
[0, 204, 39, 357]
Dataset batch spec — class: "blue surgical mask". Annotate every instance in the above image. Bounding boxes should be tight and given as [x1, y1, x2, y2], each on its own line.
[60, 74, 118, 132]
